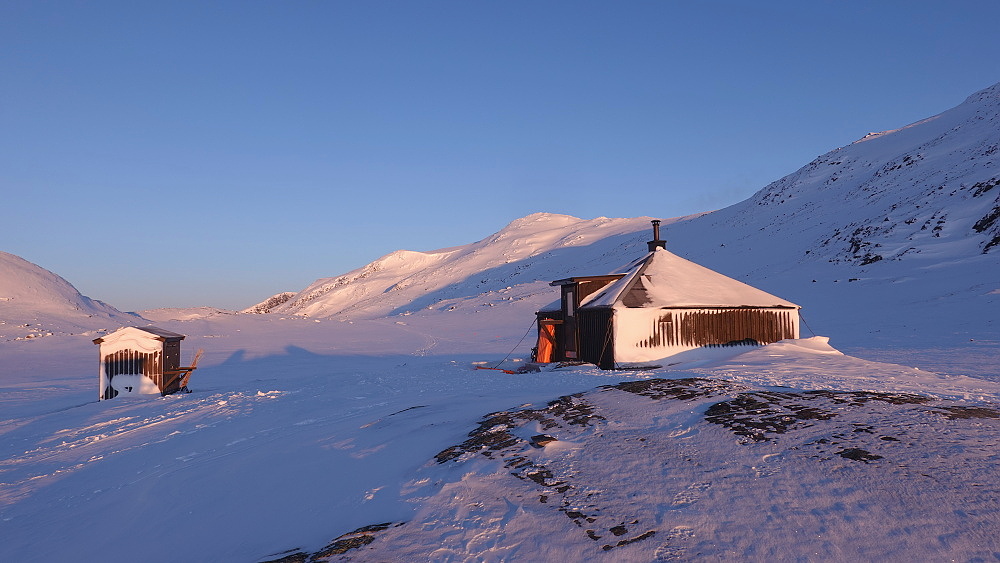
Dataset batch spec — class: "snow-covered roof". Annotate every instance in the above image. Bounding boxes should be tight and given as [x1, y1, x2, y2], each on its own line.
[135, 326, 187, 339]
[93, 325, 186, 344]
[585, 248, 799, 309]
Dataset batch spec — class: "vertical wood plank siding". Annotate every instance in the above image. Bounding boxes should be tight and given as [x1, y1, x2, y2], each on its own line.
[102, 349, 164, 393]
[579, 309, 615, 369]
[637, 309, 796, 349]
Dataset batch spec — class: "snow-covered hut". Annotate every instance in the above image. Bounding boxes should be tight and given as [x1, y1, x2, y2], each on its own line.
[535, 221, 800, 369]
[93, 326, 187, 400]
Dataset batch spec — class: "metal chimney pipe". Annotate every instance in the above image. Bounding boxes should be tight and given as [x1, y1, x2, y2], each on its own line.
[647, 219, 666, 251]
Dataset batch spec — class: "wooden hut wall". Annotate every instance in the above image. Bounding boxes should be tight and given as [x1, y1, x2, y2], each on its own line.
[613, 307, 799, 363]
[576, 278, 619, 303]
[638, 308, 798, 349]
[101, 348, 164, 399]
[578, 308, 615, 369]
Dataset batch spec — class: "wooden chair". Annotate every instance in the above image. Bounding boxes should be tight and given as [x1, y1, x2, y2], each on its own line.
[163, 349, 203, 395]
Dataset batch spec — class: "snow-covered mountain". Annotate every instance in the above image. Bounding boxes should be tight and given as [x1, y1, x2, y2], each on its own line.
[253, 83, 1000, 349]
[253, 213, 669, 318]
[0, 251, 139, 339]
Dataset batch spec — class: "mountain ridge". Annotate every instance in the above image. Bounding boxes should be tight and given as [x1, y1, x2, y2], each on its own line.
[0, 251, 139, 339]
[249, 213, 665, 319]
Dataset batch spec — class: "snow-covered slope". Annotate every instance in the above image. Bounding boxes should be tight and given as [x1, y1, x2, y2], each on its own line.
[662, 83, 1000, 347]
[674, 83, 1000, 265]
[748, 82, 1000, 262]
[0, 251, 139, 340]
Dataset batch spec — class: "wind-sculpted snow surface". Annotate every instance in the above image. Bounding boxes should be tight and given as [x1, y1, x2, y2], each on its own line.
[281, 376, 1000, 561]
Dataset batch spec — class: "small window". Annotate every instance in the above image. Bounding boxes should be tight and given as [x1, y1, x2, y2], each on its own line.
[565, 290, 575, 316]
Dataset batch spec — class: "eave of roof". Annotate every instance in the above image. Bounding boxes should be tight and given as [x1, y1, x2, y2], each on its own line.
[549, 274, 626, 287]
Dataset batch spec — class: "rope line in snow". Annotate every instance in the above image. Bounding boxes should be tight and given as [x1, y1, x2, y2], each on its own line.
[800, 313, 817, 337]
[491, 318, 538, 370]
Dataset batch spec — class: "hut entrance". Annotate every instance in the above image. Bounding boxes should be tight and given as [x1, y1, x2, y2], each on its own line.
[535, 321, 558, 363]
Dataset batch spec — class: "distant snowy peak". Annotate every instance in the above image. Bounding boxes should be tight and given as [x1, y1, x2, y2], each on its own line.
[271, 248, 456, 318]
[267, 214, 660, 319]
[0, 251, 135, 335]
[140, 307, 236, 321]
[735, 80, 1000, 262]
[960, 80, 1000, 107]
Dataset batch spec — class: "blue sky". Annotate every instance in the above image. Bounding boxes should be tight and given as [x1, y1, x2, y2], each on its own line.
[4, 1, 1000, 311]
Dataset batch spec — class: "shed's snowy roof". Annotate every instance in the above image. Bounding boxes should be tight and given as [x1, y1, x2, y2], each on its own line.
[93, 325, 186, 344]
[586, 248, 799, 309]
[135, 326, 187, 339]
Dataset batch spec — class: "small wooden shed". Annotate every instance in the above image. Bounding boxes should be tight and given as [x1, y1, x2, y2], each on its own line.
[93, 326, 187, 400]
[535, 222, 800, 369]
